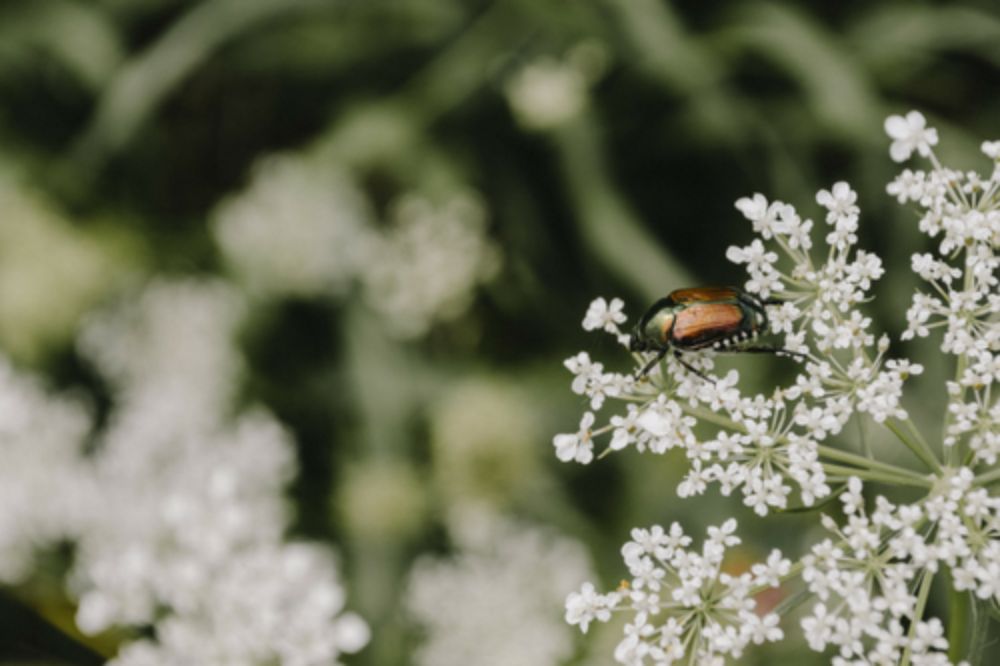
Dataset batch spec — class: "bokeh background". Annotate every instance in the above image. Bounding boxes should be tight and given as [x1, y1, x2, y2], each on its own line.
[2, 0, 1000, 664]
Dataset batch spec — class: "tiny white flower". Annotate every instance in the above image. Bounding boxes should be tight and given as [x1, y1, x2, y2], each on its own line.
[553, 412, 596, 464]
[582, 296, 627, 333]
[884, 110, 939, 162]
[816, 181, 859, 225]
[565, 582, 616, 633]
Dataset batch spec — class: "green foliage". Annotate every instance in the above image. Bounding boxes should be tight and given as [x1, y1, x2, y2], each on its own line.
[0, 0, 998, 663]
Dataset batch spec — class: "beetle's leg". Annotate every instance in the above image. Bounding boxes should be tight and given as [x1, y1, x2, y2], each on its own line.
[737, 345, 808, 363]
[636, 349, 667, 378]
[673, 351, 712, 382]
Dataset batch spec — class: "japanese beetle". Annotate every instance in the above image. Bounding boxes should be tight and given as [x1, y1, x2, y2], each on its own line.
[630, 286, 803, 379]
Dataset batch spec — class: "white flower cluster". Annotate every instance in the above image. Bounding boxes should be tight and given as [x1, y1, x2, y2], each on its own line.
[107, 544, 369, 666]
[885, 118, 1000, 464]
[77, 278, 245, 421]
[0, 358, 92, 583]
[361, 193, 501, 338]
[728, 184, 886, 355]
[553, 175, 924, 516]
[213, 152, 501, 339]
[407, 512, 592, 666]
[72, 279, 368, 664]
[213, 153, 372, 298]
[801, 475, 976, 665]
[0, 279, 368, 664]
[566, 520, 787, 664]
[561, 111, 999, 663]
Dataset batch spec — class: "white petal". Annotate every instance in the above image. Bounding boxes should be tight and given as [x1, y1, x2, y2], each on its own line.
[884, 115, 909, 139]
[889, 141, 912, 163]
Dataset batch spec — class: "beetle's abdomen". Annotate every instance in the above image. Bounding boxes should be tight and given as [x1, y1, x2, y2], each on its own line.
[671, 303, 745, 349]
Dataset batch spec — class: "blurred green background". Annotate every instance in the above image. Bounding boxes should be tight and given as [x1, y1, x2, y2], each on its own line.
[2, 0, 999, 663]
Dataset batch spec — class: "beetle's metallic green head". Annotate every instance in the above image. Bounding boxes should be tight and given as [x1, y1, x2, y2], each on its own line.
[628, 324, 648, 352]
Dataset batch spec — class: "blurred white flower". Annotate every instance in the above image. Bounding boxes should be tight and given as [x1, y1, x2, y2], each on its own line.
[213, 153, 373, 298]
[338, 459, 427, 543]
[107, 544, 369, 666]
[429, 377, 542, 505]
[981, 140, 1000, 161]
[72, 409, 297, 634]
[215, 151, 499, 338]
[505, 59, 587, 130]
[407, 512, 593, 666]
[361, 192, 501, 338]
[70, 279, 368, 662]
[0, 358, 92, 583]
[505, 42, 607, 131]
[77, 278, 245, 421]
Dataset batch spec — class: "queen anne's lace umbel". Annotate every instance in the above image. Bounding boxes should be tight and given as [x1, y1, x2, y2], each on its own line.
[559, 111, 998, 664]
[0, 280, 369, 665]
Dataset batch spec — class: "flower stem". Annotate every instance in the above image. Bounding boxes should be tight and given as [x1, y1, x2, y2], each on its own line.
[903, 418, 936, 460]
[884, 418, 942, 474]
[817, 445, 930, 483]
[5, 585, 118, 659]
[947, 581, 968, 662]
[683, 404, 740, 430]
[900, 569, 936, 666]
[821, 463, 933, 488]
[974, 467, 1000, 486]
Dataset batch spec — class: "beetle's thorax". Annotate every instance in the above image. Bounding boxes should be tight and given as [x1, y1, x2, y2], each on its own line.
[640, 308, 676, 350]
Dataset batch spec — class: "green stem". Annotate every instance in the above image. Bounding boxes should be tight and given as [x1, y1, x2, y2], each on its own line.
[903, 418, 934, 458]
[817, 445, 930, 483]
[683, 404, 740, 430]
[72, 0, 325, 167]
[885, 419, 942, 473]
[821, 463, 933, 488]
[4, 585, 119, 659]
[947, 582, 967, 662]
[974, 467, 1000, 486]
[901, 570, 936, 666]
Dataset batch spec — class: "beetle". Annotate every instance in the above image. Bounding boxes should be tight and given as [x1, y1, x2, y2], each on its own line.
[629, 286, 805, 380]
